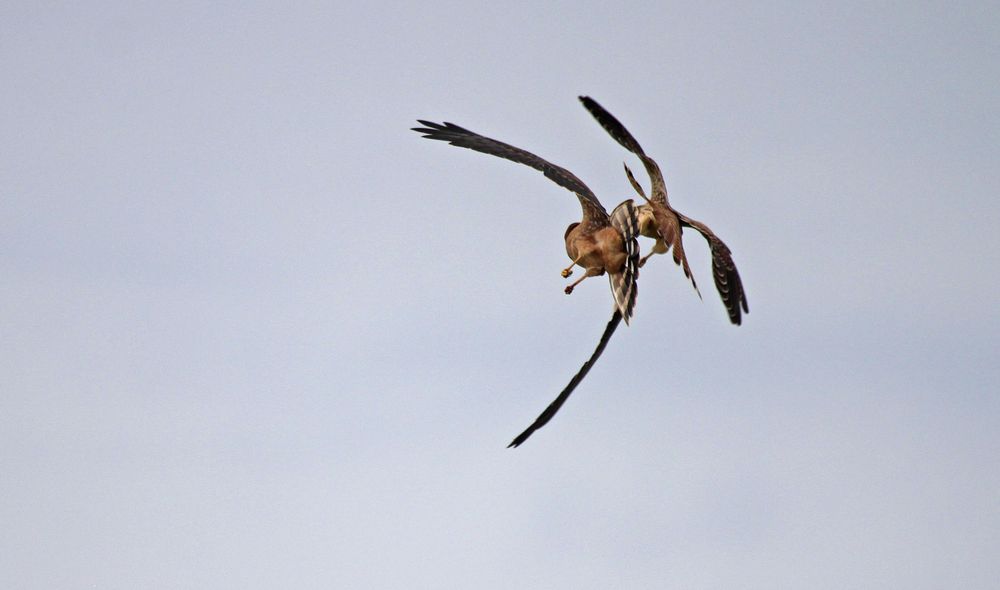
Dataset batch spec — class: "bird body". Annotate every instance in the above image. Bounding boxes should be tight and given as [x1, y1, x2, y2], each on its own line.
[636, 198, 690, 274]
[565, 223, 627, 274]
[413, 98, 749, 448]
[412, 119, 639, 323]
[581, 96, 748, 325]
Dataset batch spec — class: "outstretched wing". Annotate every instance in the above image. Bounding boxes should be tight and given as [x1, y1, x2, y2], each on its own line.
[678, 214, 749, 325]
[413, 120, 608, 223]
[579, 96, 670, 205]
[508, 309, 623, 448]
[608, 199, 640, 324]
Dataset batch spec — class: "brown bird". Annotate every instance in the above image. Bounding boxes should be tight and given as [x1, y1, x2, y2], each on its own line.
[579, 96, 749, 325]
[412, 118, 641, 447]
[412, 119, 640, 323]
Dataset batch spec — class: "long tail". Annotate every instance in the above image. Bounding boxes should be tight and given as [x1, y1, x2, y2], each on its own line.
[608, 200, 640, 324]
[508, 309, 623, 448]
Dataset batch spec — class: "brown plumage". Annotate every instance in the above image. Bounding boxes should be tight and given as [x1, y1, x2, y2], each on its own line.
[412, 118, 643, 447]
[412, 119, 640, 323]
[580, 97, 749, 325]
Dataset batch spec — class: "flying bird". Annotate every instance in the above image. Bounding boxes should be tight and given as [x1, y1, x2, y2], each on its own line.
[579, 96, 749, 325]
[412, 119, 640, 324]
[413, 118, 641, 446]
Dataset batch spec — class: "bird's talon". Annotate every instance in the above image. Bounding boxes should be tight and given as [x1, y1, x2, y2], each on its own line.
[561, 269, 573, 278]
[564, 285, 574, 295]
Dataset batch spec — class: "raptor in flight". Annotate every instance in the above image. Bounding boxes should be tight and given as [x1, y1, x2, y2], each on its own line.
[413, 118, 643, 447]
[580, 96, 749, 325]
[412, 119, 640, 323]
[509, 98, 752, 447]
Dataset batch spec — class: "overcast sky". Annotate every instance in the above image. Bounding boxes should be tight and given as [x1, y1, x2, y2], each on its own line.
[2, 2, 998, 588]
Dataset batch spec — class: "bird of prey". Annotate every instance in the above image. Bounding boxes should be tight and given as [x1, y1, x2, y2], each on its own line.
[510, 98, 753, 448]
[412, 117, 642, 447]
[579, 96, 749, 325]
[412, 119, 640, 324]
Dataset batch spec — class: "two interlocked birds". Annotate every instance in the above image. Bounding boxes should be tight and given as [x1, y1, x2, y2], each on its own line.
[413, 97, 748, 447]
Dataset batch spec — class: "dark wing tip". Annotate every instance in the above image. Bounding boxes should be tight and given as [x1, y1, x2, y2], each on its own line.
[507, 415, 544, 449]
[411, 120, 442, 138]
[412, 120, 470, 137]
[412, 118, 442, 129]
[507, 310, 624, 448]
[578, 96, 646, 158]
[578, 96, 605, 118]
[508, 431, 530, 448]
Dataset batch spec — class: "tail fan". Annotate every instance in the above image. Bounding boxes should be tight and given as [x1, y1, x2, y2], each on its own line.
[608, 199, 640, 324]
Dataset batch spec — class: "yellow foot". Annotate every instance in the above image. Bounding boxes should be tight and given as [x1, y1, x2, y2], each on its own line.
[561, 268, 573, 278]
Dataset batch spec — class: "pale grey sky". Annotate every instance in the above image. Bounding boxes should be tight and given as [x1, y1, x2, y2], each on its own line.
[2, 2, 998, 588]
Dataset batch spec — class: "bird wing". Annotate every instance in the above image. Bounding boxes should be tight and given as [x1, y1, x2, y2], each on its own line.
[579, 96, 669, 205]
[508, 309, 623, 448]
[413, 120, 608, 223]
[678, 214, 749, 325]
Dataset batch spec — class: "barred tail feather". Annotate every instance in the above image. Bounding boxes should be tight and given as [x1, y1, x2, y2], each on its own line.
[608, 199, 640, 324]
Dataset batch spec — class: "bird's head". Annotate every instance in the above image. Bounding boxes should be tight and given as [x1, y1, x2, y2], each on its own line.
[636, 206, 658, 236]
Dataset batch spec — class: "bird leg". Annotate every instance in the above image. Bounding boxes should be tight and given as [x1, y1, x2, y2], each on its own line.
[561, 254, 584, 278]
[564, 267, 604, 294]
[638, 238, 668, 268]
